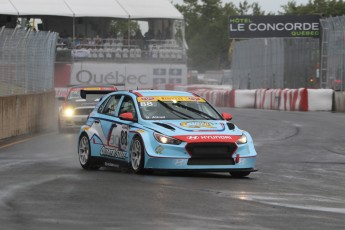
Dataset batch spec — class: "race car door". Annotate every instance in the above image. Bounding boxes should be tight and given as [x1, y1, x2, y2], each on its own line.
[96, 94, 128, 161]
[97, 95, 137, 161]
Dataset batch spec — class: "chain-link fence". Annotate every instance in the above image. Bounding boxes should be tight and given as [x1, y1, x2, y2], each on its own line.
[230, 37, 319, 89]
[320, 16, 345, 91]
[0, 27, 58, 96]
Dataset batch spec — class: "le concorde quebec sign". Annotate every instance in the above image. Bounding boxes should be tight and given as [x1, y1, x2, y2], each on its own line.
[229, 15, 321, 38]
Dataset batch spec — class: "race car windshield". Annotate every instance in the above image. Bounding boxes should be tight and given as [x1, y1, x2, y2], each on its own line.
[138, 99, 222, 120]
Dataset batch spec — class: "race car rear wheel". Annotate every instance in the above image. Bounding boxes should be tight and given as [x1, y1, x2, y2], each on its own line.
[230, 171, 250, 178]
[130, 136, 145, 174]
[78, 133, 100, 170]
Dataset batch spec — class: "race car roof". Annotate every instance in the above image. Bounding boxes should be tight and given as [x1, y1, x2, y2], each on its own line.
[0, 0, 183, 19]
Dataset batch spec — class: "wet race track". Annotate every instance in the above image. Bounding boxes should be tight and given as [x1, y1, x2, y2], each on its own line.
[0, 108, 345, 230]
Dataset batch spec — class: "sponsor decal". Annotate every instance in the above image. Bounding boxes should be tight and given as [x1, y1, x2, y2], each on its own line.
[100, 147, 127, 159]
[155, 145, 164, 154]
[74, 69, 148, 85]
[107, 124, 129, 150]
[69, 63, 187, 88]
[175, 159, 186, 166]
[152, 116, 166, 119]
[137, 96, 205, 102]
[174, 135, 241, 143]
[180, 121, 216, 129]
[140, 97, 155, 101]
[187, 136, 199, 140]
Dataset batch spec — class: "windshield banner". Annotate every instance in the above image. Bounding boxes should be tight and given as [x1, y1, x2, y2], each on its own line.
[137, 96, 206, 102]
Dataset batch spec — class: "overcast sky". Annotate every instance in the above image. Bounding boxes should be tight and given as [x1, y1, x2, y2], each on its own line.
[172, 0, 310, 14]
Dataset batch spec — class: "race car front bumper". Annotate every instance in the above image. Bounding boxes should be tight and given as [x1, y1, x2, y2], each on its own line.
[144, 154, 256, 171]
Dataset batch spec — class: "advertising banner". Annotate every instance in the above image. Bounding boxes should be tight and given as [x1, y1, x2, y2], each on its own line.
[229, 15, 321, 38]
[69, 62, 187, 89]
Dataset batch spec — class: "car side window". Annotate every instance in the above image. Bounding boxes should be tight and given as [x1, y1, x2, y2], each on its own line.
[99, 95, 121, 116]
[119, 96, 137, 118]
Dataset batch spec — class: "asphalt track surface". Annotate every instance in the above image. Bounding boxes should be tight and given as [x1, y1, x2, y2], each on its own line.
[0, 108, 345, 230]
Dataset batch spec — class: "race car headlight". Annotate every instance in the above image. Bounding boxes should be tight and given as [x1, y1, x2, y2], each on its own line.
[63, 108, 74, 117]
[236, 133, 247, 144]
[154, 133, 182, 145]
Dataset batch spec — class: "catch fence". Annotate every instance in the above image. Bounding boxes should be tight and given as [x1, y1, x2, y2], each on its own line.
[320, 16, 345, 91]
[230, 37, 319, 89]
[0, 27, 58, 96]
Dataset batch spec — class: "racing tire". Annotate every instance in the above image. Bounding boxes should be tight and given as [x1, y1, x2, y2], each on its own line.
[78, 133, 100, 170]
[130, 136, 145, 174]
[230, 171, 250, 178]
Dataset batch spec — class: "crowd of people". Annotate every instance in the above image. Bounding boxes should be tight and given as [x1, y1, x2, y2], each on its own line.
[56, 29, 184, 61]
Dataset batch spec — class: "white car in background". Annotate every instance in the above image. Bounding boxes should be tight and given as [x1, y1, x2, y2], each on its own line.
[58, 85, 117, 132]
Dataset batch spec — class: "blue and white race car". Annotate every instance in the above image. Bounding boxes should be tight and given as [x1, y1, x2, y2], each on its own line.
[77, 90, 257, 177]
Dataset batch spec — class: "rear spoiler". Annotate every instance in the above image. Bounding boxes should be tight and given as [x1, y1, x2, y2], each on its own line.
[80, 89, 116, 99]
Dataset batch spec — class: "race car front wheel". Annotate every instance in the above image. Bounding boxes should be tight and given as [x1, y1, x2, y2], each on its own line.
[78, 133, 100, 170]
[130, 136, 145, 174]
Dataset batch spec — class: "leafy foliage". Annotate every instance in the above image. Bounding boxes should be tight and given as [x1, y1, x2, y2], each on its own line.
[175, 0, 264, 71]
[280, 0, 345, 16]
[175, 0, 345, 72]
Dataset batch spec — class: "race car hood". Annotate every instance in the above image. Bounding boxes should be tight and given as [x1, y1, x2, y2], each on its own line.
[143, 120, 241, 135]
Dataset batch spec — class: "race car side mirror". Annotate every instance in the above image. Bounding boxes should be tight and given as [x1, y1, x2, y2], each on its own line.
[119, 112, 137, 122]
[222, 112, 232, 121]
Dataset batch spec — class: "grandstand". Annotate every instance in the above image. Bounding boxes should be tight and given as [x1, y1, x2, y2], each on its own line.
[0, 0, 187, 92]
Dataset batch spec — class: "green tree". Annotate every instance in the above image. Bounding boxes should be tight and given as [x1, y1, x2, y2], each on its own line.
[251, 2, 265, 15]
[176, 0, 265, 71]
[280, 0, 345, 16]
[238, 0, 251, 15]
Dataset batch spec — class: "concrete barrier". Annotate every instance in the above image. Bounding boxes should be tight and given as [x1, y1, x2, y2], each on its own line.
[235, 89, 256, 108]
[308, 89, 333, 111]
[255, 88, 334, 111]
[0, 91, 56, 140]
[137, 83, 345, 113]
[334, 91, 345, 112]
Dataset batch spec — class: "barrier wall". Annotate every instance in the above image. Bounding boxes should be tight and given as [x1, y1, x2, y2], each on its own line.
[334, 91, 345, 112]
[0, 91, 56, 140]
[162, 84, 343, 112]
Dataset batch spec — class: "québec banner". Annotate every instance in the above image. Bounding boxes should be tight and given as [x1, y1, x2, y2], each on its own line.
[229, 15, 320, 38]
